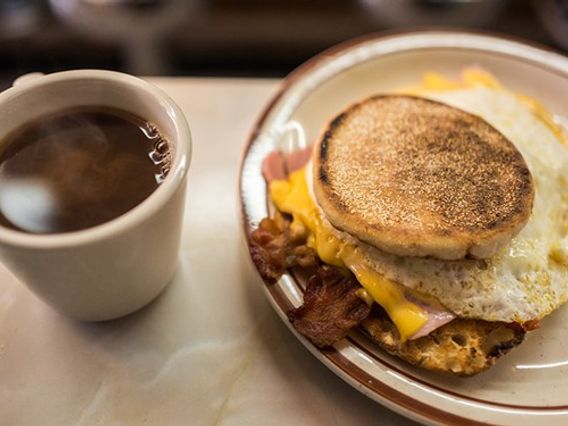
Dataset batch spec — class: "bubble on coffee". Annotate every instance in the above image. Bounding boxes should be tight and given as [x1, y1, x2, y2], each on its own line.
[144, 122, 172, 184]
[0, 107, 172, 234]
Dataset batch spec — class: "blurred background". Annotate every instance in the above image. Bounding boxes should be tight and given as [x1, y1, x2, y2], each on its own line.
[1, 0, 567, 89]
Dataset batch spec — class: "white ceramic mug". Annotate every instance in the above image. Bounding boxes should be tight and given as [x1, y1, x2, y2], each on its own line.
[0, 70, 192, 321]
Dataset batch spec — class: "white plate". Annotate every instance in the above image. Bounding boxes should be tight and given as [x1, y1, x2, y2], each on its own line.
[239, 31, 568, 426]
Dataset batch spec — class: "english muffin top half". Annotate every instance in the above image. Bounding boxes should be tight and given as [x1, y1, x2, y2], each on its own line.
[313, 95, 535, 260]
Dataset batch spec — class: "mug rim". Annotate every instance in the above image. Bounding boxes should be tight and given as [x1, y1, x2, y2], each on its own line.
[0, 69, 192, 248]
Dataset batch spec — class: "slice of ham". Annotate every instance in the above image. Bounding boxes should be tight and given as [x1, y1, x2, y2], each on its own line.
[286, 147, 312, 174]
[407, 296, 456, 340]
[260, 148, 457, 340]
[262, 150, 287, 182]
[262, 147, 313, 183]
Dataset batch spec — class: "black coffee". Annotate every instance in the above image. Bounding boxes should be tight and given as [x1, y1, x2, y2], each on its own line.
[0, 107, 171, 234]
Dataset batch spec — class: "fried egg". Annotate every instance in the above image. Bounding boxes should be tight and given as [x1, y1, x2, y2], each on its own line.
[354, 71, 568, 323]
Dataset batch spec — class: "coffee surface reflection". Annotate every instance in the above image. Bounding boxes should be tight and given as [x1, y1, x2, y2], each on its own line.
[0, 107, 171, 234]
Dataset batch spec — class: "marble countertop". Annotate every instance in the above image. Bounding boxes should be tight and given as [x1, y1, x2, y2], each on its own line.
[0, 78, 418, 426]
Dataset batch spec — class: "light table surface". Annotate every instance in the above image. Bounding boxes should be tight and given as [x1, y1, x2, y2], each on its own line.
[0, 78, 418, 426]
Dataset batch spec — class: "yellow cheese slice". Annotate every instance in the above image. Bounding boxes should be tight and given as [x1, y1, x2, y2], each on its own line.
[269, 168, 427, 341]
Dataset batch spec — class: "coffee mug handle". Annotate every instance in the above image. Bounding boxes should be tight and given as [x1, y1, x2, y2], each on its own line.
[13, 72, 45, 88]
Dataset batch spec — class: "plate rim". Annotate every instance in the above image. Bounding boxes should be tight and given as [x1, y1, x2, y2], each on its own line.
[238, 29, 568, 426]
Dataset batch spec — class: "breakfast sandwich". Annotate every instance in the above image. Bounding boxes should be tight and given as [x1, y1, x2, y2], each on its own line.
[249, 69, 568, 376]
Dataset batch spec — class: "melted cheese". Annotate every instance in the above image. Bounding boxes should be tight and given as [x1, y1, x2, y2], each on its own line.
[269, 168, 427, 341]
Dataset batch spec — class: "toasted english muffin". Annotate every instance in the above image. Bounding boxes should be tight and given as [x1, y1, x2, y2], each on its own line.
[313, 95, 534, 260]
[362, 307, 525, 376]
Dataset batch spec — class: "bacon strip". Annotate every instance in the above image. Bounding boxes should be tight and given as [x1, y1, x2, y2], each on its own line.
[288, 267, 372, 347]
[250, 214, 317, 284]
